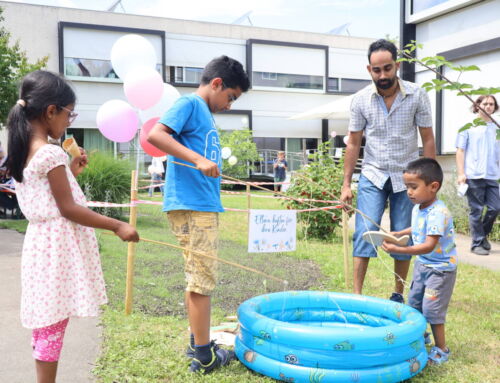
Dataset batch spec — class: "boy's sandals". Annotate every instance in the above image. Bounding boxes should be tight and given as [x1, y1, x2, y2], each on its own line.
[428, 346, 450, 365]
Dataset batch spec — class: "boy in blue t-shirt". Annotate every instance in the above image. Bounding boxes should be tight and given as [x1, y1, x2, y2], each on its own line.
[382, 158, 457, 365]
[148, 56, 249, 373]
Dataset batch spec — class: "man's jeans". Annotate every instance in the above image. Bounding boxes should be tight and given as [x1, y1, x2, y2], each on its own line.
[353, 174, 413, 260]
[466, 178, 500, 249]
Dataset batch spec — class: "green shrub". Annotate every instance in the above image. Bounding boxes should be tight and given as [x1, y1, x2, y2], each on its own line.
[219, 129, 259, 186]
[284, 142, 349, 240]
[77, 152, 132, 218]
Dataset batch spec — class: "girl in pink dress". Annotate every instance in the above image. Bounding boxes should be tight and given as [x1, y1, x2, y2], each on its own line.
[6, 70, 139, 383]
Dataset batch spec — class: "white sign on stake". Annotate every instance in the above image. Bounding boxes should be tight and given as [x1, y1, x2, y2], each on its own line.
[248, 209, 296, 253]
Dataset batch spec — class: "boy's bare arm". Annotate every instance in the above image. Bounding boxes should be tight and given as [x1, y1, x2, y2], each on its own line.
[392, 227, 412, 236]
[147, 122, 219, 178]
[382, 235, 439, 255]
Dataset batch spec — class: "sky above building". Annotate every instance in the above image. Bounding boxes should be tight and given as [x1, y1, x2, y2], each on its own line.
[4, 0, 400, 39]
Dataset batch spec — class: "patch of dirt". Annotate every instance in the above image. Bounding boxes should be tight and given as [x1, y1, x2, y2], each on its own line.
[118, 239, 325, 316]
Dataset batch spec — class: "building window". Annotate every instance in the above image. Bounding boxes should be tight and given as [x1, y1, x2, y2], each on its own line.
[253, 72, 323, 90]
[64, 58, 118, 79]
[327, 77, 340, 92]
[253, 137, 284, 151]
[327, 77, 370, 93]
[341, 78, 371, 93]
[261, 72, 277, 80]
[406, 0, 482, 23]
[412, 0, 450, 13]
[170, 66, 203, 84]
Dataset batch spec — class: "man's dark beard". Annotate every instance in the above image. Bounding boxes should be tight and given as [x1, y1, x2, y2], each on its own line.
[376, 77, 395, 90]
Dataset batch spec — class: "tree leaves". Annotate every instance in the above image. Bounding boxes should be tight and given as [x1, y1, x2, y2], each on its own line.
[0, 6, 47, 124]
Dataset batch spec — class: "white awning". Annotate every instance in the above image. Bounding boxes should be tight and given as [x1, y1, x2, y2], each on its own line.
[289, 95, 353, 120]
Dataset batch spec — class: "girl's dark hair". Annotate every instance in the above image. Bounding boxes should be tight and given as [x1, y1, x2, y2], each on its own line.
[471, 94, 498, 114]
[6, 70, 76, 182]
[200, 55, 250, 92]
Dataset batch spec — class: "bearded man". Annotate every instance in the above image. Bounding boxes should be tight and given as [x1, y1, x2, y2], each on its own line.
[341, 39, 436, 300]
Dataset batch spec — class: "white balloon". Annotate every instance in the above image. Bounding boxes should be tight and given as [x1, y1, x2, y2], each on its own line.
[343, 135, 349, 145]
[221, 147, 232, 159]
[241, 116, 249, 126]
[139, 83, 181, 123]
[330, 130, 337, 138]
[228, 156, 238, 166]
[110, 34, 157, 80]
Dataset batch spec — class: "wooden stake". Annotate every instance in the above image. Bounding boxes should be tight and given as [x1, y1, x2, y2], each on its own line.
[125, 170, 138, 315]
[342, 209, 351, 290]
[246, 183, 251, 222]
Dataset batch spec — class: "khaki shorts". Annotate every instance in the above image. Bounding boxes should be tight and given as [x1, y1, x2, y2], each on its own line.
[167, 210, 219, 296]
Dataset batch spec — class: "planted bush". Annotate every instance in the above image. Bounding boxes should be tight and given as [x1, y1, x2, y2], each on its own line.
[284, 142, 349, 240]
[219, 129, 259, 187]
[77, 152, 132, 218]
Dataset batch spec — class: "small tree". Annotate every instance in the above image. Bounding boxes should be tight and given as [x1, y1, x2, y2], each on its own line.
[219, 129, 259, 180]
[284, 142, 347, 240]
[399, 41, 500, 136]
[0, 6, 47, 124]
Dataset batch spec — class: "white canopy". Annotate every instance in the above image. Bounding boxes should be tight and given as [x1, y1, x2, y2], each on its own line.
[289, 95, 353, 120]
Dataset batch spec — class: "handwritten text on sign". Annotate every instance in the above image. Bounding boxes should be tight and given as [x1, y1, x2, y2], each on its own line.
[248, 210, 296, 253]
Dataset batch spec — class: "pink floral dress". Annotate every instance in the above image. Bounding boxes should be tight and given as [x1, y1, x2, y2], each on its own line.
[15, 144, 107, 329]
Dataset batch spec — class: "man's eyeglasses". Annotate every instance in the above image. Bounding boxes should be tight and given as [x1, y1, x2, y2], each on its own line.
[60, 106, 78, 124]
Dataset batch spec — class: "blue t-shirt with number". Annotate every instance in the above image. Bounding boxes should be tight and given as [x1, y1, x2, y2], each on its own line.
[159, 94, 223, 212]
[411, 199, 457, 271]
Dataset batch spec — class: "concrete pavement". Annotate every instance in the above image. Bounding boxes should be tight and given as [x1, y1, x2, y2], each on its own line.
[0, 229, 100, 383]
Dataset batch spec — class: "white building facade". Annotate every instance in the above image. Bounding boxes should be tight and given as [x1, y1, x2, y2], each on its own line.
[400, 0, 500, 170]
[1, 1, 373, 167]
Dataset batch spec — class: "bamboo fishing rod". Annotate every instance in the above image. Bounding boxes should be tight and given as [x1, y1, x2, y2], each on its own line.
[101, 231, 288, 285]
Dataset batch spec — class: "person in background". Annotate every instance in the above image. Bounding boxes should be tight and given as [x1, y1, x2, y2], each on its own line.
[148, 155, 165, 197]
[456, 94, 500, 255]
[273, 151, 288, 194]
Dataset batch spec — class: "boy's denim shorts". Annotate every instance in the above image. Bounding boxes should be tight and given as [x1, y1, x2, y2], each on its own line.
[408, 262, 457, 324]
[167, 210, 219, 296]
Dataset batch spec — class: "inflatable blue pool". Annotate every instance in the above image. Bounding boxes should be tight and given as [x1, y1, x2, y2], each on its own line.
[235, 291, 428, 383]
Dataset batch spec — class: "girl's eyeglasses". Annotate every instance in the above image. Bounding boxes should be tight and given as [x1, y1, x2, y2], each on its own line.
[59, 106, 78, 123]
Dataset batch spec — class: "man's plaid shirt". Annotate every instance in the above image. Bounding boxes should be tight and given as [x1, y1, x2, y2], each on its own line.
[348, 79, 433, 192]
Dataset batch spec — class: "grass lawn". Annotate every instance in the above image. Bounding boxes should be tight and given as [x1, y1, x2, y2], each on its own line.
[1, 192, 498, 382]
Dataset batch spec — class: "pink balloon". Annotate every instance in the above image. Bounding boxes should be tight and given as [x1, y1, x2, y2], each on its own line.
[343, 135, 349, 145]
[139, 83, 181, 123]
[140, 117, 166, 157]
[96, 100, 139, 143]
[124, 67, 163, 110]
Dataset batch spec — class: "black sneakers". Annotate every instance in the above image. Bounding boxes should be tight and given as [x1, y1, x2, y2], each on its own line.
[189, 344, 235, 374]
[482, 238, 491, 251]
[389, 292, 405, 304]
[185, 340, 220, 359]
[471, 246, 489, 256]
